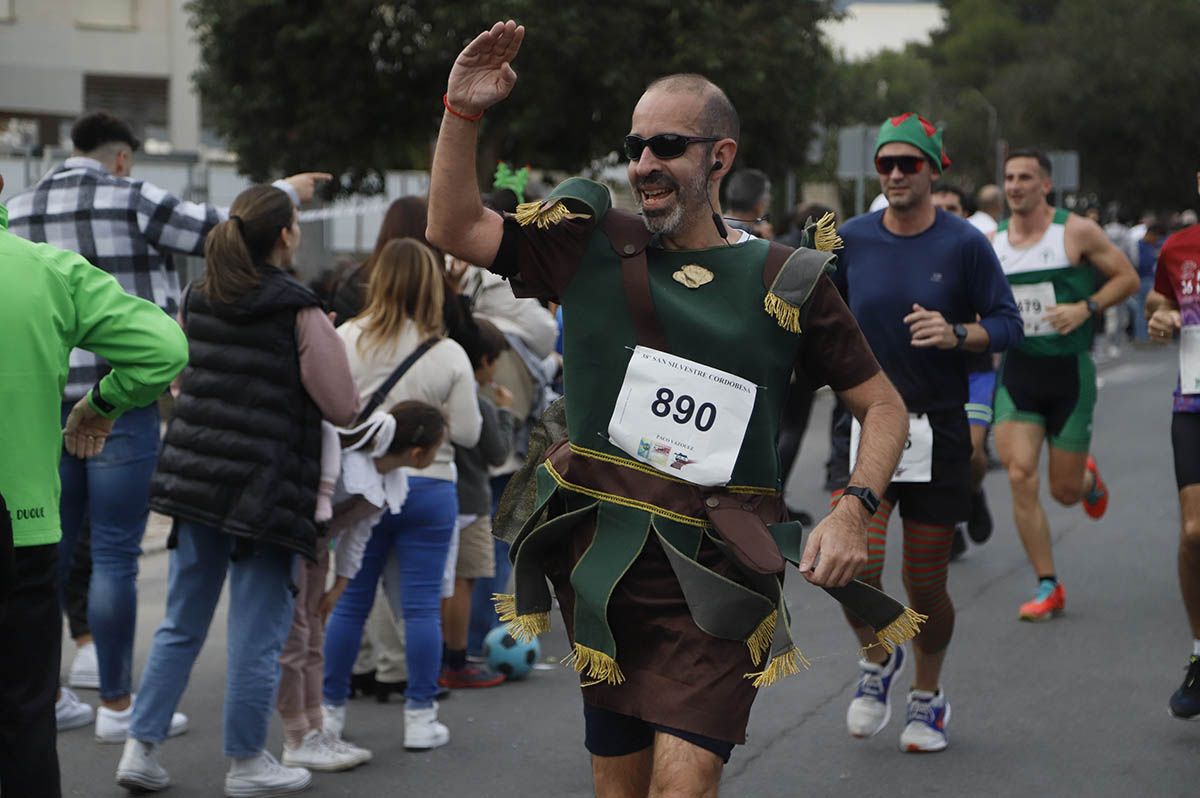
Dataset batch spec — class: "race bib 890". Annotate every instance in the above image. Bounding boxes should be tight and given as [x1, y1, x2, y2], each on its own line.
[608, 346, 757, 487]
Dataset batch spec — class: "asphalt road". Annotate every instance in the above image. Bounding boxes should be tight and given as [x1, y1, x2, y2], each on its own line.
[58, 343, 1199, 797]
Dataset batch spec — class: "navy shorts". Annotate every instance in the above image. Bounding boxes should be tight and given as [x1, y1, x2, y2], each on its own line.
[583, 704, 734, 764]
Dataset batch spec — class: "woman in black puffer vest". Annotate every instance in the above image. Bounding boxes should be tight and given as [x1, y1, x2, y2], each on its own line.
[119, 184, 358, 795]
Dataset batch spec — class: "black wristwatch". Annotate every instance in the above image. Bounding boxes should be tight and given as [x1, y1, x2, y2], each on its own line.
[89, 381, 117, 415]
[952, 323, 968, 350]
[842, 485, 881, 517]
[1085, 298, 1100, 315]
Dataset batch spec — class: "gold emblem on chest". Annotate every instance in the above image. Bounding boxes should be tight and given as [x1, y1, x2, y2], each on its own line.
[672, 264, 714, 289]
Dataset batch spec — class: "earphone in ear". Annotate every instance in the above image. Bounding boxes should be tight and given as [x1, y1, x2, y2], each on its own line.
[712, 160, 723, 172]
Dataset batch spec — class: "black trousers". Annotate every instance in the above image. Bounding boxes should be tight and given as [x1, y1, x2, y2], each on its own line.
[0, 543, 62, 798]
[62, 520, 91, 641]
[777, 372, 817, 493]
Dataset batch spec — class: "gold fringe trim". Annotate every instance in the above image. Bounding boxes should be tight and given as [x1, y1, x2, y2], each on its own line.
[814, 211, 844, 251]
[764, 292, 802, 334]
[746, 610, 777, 666]
[492, 593, 551, 644]
[514, 199, 591, 230]
[871, 606, 928, 655]
[560, 643, 626, 686]
[744, 647, 811, 688]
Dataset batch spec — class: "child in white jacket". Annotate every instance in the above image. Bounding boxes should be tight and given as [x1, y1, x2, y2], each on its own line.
[275, 401, 446, 771]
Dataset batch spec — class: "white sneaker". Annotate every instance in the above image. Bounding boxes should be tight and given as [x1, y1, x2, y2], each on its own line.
[68, 642, 101, 690]
[96, 696, 188, 743]
[56, 687, 94, 731]
[404, 703, 449, 750]
[319, 731, 372, 764]
[846, 645, 905, 738]
[116, 737, 170, 792]
[899, 689, 951, 753]
[282, 729, 371, 771]
[225, 750, 312, 797]
[321, 702, 345, 739]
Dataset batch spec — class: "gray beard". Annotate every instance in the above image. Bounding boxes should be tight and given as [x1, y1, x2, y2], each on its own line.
[637, 171, 709, 238]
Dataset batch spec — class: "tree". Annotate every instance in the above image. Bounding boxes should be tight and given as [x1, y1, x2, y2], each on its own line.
[188, 0, 842, 196]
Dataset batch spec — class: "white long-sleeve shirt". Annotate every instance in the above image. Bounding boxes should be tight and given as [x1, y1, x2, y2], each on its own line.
[338, 318, 481, 483]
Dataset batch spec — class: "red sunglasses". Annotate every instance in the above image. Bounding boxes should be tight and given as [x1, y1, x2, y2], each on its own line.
[875, 155, 927, 175]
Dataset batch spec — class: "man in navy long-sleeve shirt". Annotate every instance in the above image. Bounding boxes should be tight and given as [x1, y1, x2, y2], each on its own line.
[832, 113, 1022, 755]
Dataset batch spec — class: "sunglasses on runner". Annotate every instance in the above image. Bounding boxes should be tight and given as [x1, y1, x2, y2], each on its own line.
[875, 155, 928, 175]
[624, 133, 721, 161]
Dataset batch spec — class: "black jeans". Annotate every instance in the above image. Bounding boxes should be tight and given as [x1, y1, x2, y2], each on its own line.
[62, 519, 92, 640]
[0, 543, 62, 798]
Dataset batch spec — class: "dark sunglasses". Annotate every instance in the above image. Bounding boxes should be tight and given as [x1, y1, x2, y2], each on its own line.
[624, 133, 720, 161]
[875, 155, 928, 175]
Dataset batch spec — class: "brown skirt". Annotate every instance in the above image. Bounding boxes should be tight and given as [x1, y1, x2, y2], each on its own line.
[543, 516, 761, 745]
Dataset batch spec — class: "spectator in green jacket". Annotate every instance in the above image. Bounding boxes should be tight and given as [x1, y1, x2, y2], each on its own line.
[0, 173, 189, 798]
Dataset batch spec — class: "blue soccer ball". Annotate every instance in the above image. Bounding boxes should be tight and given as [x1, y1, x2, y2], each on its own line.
[482, 626, 540, 681]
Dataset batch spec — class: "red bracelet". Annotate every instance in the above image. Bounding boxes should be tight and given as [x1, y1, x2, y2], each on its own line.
[443, 94, 484, 122]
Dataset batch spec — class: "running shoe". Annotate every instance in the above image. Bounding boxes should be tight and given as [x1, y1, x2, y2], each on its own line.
[1169, 655, 1200, 720]
[439, 663, 505, 689]
[1019, 582, 1065, 622]
[950, 525, 968, 562]
[967, 489, 993, 544]
[846, 646, 905, 738]
[900, 689, 950, 752]
[1082, 456, 1109, 519]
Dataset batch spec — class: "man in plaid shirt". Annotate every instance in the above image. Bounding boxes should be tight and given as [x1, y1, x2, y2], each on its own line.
[6, 110, 328, 740]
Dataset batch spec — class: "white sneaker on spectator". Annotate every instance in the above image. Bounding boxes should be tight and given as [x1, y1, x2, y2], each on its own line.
[321, 702, 345, 739]
[319, 731, 372, 764]
[96, 695, 188, 743]
[224, 750, 311, 797]
[56, 687, 94, 731]
[282, 729, 370, 771]
[404, 703, 449, 750]
[116, 737, 170, 792]
[68, 641, 100, 690]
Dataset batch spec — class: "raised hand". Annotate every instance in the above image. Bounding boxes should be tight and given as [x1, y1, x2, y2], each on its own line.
[446, 20, 526, 117]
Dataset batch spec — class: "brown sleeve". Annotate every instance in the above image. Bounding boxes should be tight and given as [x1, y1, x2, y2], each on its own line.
[489, 204, 596, 302]
[295, 306, 360, 426]
[795, 275, 881, 391]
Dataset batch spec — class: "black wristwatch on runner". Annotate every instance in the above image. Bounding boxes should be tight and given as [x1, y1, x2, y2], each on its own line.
[952, 323, 968, 350]
[842, 485, 881, 517]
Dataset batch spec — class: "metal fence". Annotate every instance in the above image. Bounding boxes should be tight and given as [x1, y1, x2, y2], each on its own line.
[0, 147, 431, 284]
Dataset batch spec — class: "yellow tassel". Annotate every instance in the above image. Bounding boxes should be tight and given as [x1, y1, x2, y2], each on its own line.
[744, 647, 812, 688]
[814, 211, 844, 251]
[745, 610, 777, 666]
[560, 643, 626, 686]
[872, 606, 928, 655]
[492, 593, 551, 644]
[763, 293, 802, 334]
[514, 199, 591, 230]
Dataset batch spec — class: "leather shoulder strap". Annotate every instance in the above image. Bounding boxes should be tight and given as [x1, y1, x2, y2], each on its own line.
[603, 211, 668, 352]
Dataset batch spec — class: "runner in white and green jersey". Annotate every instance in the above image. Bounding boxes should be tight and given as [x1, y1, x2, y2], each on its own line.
[991, 149, 1139, 623]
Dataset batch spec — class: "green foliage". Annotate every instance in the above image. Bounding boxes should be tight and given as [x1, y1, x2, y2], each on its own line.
[188, 0, 840, 196]
[830, 0, 1200, 211]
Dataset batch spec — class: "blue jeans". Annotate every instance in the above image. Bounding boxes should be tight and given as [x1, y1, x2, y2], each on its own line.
[129, 521, 294, 757]
[323, 477, 457, 710]
[467, 474, 513, 656]
[1127, 275, 1155, 342]
[57, 402, 159, 701]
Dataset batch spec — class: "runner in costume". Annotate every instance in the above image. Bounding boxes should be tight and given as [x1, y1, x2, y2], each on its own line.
[834, 116, 1023, 752]
[992, 150, 1138, 622]
[427, 20, 916, 796]
[1144, 190, 1200, 718]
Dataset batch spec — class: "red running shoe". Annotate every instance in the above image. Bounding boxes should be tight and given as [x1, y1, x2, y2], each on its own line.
[1082, 456, 1108, 519]
[1019, 583, 1065, 622]
[439, 664, 505, 689]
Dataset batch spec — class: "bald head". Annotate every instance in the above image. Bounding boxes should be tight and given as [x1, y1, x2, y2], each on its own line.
[976, 184, 1003, 218]
[643, 74, 740, 142]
